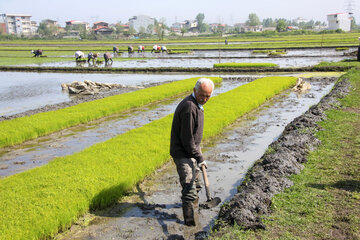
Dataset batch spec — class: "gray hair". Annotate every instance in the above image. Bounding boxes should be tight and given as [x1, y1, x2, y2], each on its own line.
[194, 78, 215, 93]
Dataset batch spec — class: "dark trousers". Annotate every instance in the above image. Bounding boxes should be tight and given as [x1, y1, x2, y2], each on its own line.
[173, 157, 202, 203]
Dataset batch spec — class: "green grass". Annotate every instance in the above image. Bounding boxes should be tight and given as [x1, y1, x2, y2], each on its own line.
[209, 69, 360, 240]
[213, 63, 278, 68]
[0, 77, 222, 148]
[0, 76, 296, 240]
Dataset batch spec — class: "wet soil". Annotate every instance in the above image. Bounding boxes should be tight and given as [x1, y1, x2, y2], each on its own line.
[53, 76, 338, 240]
[214, 77, 351, 231]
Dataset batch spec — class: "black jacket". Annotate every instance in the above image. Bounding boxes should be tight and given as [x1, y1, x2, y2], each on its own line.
[170, 94, 204, 163]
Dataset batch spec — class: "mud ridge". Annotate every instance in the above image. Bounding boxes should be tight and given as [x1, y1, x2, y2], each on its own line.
[214, 76, 351, 231]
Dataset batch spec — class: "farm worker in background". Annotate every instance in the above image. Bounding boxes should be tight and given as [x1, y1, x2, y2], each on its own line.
[225, 38, 228, 45]
[170, 78, 214, 226]
[103, 52, 113, 64]
[31, 49, 43, 57]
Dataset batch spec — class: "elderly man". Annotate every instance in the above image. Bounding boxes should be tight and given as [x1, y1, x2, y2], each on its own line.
[170, 78, 214, 226]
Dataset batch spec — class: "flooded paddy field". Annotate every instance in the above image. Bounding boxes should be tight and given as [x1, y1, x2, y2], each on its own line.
[19, 55, 349, 69]
[0, 69, 339, 239]
[52, 76, 337, 240]
[0, 42, 347, 239]
[13, 47, 355, 69]
[0, 75, 257, 177]
[0, 72, 202, 117]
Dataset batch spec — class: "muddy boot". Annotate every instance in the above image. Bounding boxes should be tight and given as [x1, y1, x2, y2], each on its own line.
[182, 201, 198, 226]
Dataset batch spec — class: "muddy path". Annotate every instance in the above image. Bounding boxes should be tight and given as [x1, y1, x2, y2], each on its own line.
[53, 77, 337, 240]
[214, 76, 351, 231]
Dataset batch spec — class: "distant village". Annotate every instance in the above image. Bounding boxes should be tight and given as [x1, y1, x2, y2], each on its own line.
[0, 12, 355, 39]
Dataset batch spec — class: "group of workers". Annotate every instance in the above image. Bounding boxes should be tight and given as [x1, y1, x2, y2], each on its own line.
[74, 50, 113, 64]
[127, 45, 169, 55]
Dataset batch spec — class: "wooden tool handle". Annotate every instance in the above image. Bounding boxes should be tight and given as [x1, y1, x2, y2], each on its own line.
[201, 165, 212, 201]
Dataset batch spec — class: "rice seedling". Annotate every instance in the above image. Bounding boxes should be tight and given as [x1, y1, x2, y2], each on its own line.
[0, 77, 222, 148]
[0, 76, 296, 240]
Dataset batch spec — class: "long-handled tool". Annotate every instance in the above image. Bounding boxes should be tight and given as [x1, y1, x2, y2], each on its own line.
[200, 165, 221, 209]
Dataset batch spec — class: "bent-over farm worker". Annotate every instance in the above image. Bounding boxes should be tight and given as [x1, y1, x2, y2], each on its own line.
[170, 78, 214, 226]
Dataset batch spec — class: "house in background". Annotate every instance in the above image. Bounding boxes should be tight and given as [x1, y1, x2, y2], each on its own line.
[128, 15, 154, 32]
[42, 19, 58, 27]
[327, 13, 351, 32]
[171, 22, 186, 32]
[92, 21, 113, 35]
[65, 20, 90, 31]
[234, 23, 263, 33]
[0, 13, 33, 36]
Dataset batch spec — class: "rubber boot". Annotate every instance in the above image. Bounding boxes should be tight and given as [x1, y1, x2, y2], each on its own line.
[182, 201, 198, 226]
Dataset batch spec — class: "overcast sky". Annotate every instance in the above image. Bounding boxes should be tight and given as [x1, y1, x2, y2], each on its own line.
[0, 0, 357, 26]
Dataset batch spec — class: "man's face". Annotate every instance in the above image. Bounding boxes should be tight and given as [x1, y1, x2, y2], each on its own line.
[193, 83, 213, 105]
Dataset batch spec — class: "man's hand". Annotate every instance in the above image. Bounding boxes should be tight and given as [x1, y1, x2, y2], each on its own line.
[198, 161, 207, 169]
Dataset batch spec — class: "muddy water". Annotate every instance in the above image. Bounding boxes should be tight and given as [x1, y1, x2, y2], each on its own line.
[0, 72, 202, 116]
[16, 47, 355, 69]
[0, 76, 262, 177]
[20, 55, 349, 69]
[54, 77, 336, 240]
[59, 47, 356, 58]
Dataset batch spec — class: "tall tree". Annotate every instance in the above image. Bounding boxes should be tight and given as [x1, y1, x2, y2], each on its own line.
[276, 19, 288, 32]
[246, 13, 261, 26]
[262, 18, 276, 28]
[196, 13, 206, 32]
[351, 17, 357, 30]
[37, 22, 58, 37]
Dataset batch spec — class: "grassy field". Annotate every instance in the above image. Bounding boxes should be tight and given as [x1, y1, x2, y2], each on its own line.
[210, 69, 360, 240]
[0, 77, 222, 148]
[0, 76, 296, 240]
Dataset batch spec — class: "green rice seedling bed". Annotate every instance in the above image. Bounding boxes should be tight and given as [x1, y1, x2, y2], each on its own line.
[335, 47, 349, 51]
[252, 50, 272, 53]
[0, 77, 222, 148]
[0, 32, 359, 46]
[168, 50, 194, 54]
[214, 63, 278, 68]
[0, 76, 296, 240]
[268, 51, 287, 56]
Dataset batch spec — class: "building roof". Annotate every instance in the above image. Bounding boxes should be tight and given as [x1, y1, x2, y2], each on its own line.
[1, 13, 32, 17]
[93, 21, 108, 25]
[66, 20, 88, 24]
[327, 12, 348, 16]
[93, 26, 112, 31]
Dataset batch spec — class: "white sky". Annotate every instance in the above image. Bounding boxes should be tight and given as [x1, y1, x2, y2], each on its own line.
[0, 0, 357, 26]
